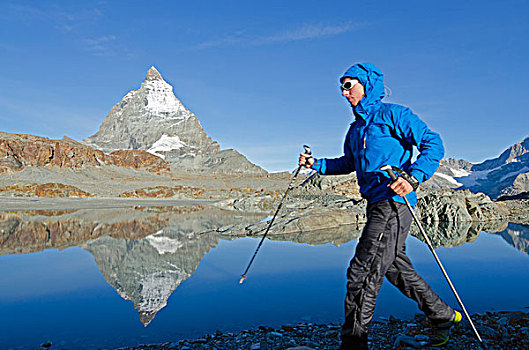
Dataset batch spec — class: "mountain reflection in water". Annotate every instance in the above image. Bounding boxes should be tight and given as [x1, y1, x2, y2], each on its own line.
[494, 222, 529, 254]
[83, 228, 221, 326]
[0, 206, 528, 328]
[0, 206, 263, 326]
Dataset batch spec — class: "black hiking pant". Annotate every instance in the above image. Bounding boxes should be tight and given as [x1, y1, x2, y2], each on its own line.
[340, 200, 454, 349]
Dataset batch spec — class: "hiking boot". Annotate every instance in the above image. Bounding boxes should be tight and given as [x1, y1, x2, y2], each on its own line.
[339, 334, 368, 350]
[339, 341, 368, 350]
[430, 310, 462, 347]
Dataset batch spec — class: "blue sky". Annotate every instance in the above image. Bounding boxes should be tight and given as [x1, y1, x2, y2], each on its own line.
[0, 0, 528, 172]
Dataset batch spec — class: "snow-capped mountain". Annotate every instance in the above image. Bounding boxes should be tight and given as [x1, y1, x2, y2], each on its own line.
[423, 136, 529, 199]
[84, 67, 266, 175]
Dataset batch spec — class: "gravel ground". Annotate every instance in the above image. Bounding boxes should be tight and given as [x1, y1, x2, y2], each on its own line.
[111, 310, 528, 350]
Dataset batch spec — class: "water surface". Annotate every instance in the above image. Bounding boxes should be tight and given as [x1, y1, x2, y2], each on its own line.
[0, 207, 528, 349]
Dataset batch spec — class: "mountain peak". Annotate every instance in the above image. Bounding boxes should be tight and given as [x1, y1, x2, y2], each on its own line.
[84, 66, 267, 175]
[145, 66, 163, 81]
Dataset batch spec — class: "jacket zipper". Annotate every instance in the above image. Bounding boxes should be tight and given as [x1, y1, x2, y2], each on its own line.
[356, 123, 367, 186]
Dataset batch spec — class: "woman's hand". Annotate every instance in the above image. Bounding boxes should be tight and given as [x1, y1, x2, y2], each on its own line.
[299, 153, 315, 168]
[389, 177, 413, 196]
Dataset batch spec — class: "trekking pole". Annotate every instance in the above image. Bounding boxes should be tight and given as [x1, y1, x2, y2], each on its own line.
[239, 145, 312, 284]
[380, 165, 487, 350]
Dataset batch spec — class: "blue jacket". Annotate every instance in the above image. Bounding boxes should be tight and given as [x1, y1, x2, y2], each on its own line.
[312, 63, 444, 207]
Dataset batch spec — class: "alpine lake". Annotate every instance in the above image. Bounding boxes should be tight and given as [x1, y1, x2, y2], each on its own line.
[1, 201, 528, 349]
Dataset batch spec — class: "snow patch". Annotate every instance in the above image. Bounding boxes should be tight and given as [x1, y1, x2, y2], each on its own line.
[454, 164, 529, 188]
[433, 172, 463, 186]
[145, 231, 184, 254]
[450, 168, 471, 177]
[147, 134, 187, 158]
[143, 80, 187, 115]
[456, 169, 493, 188]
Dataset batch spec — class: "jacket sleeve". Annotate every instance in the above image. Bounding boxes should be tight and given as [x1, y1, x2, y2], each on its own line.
[392, 107, 444, 183]
[312, 155, 355, 175]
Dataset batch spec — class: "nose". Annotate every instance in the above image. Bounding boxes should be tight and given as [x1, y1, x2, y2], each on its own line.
[342, 89, 350, 97]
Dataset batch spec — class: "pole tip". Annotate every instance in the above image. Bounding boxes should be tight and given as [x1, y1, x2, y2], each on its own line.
[239, 275, 246, 284]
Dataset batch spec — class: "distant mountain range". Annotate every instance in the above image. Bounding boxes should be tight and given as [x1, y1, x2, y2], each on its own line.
[423, 136, 529, 199]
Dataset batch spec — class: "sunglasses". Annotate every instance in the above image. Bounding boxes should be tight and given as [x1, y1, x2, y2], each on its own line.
[341, 79, 360, 90]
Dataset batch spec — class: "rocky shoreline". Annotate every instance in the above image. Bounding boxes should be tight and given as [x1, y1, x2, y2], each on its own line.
[113, 310, 529, 350]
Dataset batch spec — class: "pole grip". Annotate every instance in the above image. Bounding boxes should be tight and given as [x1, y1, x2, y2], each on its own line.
[302, 145, 312, 169]
[380, 165, 398, 181]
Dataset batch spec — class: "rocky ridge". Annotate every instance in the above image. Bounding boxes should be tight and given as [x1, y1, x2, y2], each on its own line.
[0, 129, 293, 198]
[215, 174, 515, 228]
[0, 132, 170, 174]
[211, 174, 528, 252]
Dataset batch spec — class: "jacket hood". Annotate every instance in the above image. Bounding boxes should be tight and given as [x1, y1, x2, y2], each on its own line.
[340, 63, 385, 119]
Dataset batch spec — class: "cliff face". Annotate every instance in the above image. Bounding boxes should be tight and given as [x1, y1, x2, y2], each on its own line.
[0, 132, 170, 174]
[0, 133, 106, 173]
